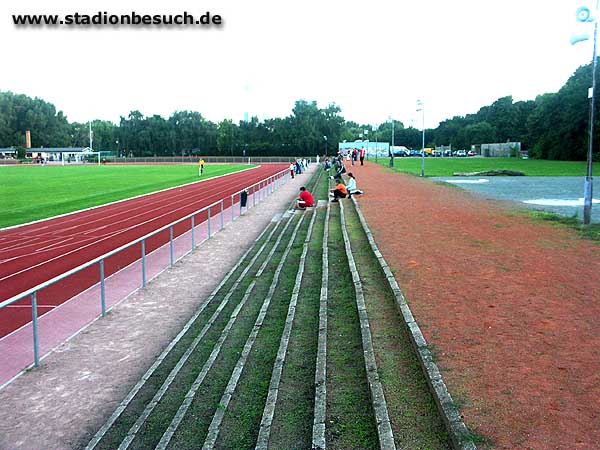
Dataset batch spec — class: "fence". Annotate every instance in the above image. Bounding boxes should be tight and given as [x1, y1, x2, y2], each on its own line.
[105, 156, 304, 164]
[0, 168, 290, 389]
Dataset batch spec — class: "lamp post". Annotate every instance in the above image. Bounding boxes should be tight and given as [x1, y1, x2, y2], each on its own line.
[572, 1, 598, 224]
[584, 2, 598, 224]
[389, 116, 395, 168]
[89, 121, 93, 152]
[323, 135, 328, 156]
[374, 124, 378, 162]
[417, 100, 425, 177]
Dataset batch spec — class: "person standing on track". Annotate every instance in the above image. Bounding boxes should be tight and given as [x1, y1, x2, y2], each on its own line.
[290, 162, 295, 179]
[198, 158, 205, 176]
[359, 147, 366, 165]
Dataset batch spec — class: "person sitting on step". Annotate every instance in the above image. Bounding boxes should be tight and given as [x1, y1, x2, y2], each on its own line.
[345, 172, 364, 197]
[296, 186, 315, 209]
[330, 178, 347, 202]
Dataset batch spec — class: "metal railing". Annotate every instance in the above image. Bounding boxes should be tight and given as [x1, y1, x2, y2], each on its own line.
[0, 168, 290, 386]
[104, 156, 305, 164]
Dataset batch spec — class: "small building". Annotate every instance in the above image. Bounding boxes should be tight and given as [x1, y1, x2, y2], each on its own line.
[25, 147, 93, 163]
[338, 141, 390, 158]
[0, 147, 17, 159]
[474, 142, 521, 157]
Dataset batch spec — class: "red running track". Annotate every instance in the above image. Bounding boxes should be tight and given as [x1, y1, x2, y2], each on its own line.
[0, 164, 287, 338]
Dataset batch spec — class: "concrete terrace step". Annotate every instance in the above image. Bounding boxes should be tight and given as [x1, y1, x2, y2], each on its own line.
[86, 212, 300, 449]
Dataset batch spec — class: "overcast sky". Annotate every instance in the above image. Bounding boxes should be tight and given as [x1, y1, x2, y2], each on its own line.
[0, 0, 596, 129]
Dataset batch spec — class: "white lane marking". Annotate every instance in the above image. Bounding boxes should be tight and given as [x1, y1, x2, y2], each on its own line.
[6, 304, 56, 309]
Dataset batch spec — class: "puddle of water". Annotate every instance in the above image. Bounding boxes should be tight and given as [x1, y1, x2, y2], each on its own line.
[523, 198, 600, 206]
[433, 176, 600, 223]
[444, 179, 489, 184]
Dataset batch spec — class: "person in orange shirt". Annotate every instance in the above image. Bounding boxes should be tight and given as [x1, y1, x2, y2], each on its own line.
[330, 178, 348, 202]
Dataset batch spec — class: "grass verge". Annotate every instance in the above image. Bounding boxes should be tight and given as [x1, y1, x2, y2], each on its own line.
[377, 157, 600, 177]
[527, 210, 600, 242]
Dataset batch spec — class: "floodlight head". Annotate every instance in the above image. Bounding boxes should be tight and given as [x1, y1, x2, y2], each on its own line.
[576, 6, 593, 22]
[571, 32, 591, 44]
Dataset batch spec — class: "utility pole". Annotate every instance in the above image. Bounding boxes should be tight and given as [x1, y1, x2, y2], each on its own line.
[89, 121, 93, 151]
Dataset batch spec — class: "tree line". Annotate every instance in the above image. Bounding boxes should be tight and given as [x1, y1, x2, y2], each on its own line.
[1, 60, 599, 160]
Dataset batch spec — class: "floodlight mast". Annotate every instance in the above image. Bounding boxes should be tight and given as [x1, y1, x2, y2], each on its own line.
[584, 1, 599, 224]
[572, 1, 599, 224]
[417, 100, 425, 177]
[89, 121, 93, 152]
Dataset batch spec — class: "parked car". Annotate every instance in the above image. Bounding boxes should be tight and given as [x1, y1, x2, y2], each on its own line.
[432, 150, 442, 157]
[456, 150, 467, 157]
[409, 149, 421, 157]
[444, 150, 452, 157]
[467, 150, 478, 157]
[392, 149, 410, 157]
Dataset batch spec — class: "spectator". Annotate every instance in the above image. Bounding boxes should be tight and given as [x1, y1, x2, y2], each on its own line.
[290, 162, 295, 179]
[330, 157, 347, 179]
[296, 186, 315, 209]
[346, 172, 364, 197]
[330, 178, 348, 202]
[359, 147, 366, 165]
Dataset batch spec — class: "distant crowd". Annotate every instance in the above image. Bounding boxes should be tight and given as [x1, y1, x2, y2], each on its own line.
[294, 153, 364, 210]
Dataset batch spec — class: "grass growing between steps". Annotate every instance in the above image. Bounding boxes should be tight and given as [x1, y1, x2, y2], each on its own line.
[267, 209, 325, 449]
[92, 225, 277, 450]
[343, 202, 451, 449]
[325, 205, 378, 450]
[94, 219, 295, 450]
[214, 219, 310, 449]
[163, 219, 299, 450]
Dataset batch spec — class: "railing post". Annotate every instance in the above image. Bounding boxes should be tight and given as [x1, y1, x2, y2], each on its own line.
[100, 259, 106, 317]
[191, 215, 196, 251]
[253, 184, 256, 207]
[220, 199, 224, 230]
[141, 239, 146, 287]
[169, 226, 174, 267]
[31, 292, 40, 367]
[208, 206, 212, 239]
[231, 194, 235, 223]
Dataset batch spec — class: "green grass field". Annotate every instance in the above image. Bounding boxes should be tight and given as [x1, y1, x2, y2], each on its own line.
[0, 164, 252, 228]
[376, 157, 600, 177]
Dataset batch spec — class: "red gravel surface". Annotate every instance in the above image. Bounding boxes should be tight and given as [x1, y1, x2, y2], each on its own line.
[349, 161, 600, 449]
